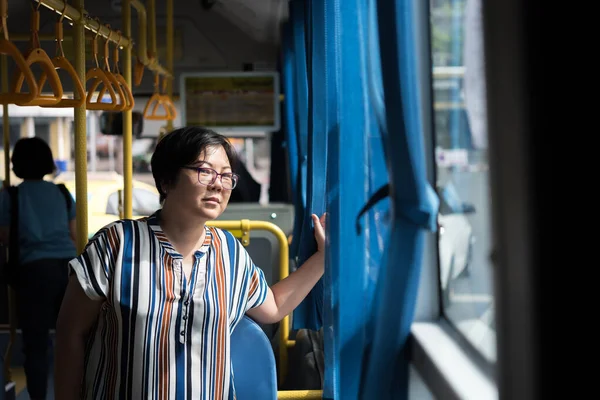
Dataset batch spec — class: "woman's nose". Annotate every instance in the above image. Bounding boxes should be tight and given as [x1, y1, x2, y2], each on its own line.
[209, 176, 223, 191]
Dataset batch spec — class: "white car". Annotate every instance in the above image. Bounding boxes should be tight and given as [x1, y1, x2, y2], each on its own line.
[437, 183, 475, 303]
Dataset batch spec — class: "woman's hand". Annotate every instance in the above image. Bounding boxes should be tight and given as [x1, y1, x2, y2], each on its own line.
[312, 213, 326, 253]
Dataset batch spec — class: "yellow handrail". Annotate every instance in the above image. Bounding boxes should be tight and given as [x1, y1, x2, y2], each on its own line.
[1, 47, 17, 385]
[72, 0, 88, 254]
[148, 0, 157, 59]
[206, 220, 293, 385]
[277, 390, 323, 399]
[35, 0, 171, 79]
[129, 0, 172, 82]
[166, 0, 174, 132]
[1, 56, 8, 183]
[160, 76, 177, 120]
[121, 0, 133, 219]
[207, 220, 324, 398]
[35, 0, 132, 48]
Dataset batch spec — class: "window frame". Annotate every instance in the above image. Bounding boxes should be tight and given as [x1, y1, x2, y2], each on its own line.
[410, 0, 498, 398]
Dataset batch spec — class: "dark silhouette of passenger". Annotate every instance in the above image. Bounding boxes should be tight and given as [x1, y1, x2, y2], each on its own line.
[229, 159, 261, 203]
[0, 137, 77, 400]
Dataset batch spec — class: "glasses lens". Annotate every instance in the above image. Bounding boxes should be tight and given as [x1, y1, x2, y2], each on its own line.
[221, 174, 238, 190]
[196, 168, 238, 189]
[198, 168, 216, 185]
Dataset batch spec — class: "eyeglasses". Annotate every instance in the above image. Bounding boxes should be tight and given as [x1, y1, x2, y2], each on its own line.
[183, 166, 239, 190]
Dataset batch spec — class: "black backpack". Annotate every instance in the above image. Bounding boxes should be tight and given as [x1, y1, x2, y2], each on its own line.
[2, 183, 72, 288]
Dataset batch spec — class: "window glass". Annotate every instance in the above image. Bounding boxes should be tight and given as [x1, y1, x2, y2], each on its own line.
[430, 0, 496, 363]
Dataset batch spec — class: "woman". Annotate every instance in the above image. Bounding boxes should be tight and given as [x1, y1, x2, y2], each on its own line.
[55, 127, 326, 399]
[0, 137, 77, 400]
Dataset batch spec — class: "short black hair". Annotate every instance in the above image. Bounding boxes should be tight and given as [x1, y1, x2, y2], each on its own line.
[12, 137, 56, 179]
[151, 126, 238, 202]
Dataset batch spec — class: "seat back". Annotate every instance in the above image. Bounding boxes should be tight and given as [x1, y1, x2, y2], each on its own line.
[231, 316, 277, 400]
[216, 205, 294, 344]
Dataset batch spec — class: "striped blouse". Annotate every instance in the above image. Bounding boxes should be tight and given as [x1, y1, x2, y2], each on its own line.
[69, 212, 269, 400]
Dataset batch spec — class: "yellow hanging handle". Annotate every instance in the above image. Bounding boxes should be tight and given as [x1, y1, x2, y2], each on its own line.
[110, 30, 135, 111]
[10, 4, 63, 106]
[160, 76, 177, 120]
[143, 73, 173, 120]
[0, 0, 37, 105]
[85, 25, 119, 111]
[39, 3, 85, 108]
[93, 28, 127, 111]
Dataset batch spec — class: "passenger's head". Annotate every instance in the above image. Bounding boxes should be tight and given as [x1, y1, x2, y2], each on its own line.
[11, 137, 56, 180]
[151, 126, 239, 221]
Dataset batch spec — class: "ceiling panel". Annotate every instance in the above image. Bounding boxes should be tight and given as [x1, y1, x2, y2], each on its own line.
[6, 1, 289, 42]
[211, 0, 288, 44]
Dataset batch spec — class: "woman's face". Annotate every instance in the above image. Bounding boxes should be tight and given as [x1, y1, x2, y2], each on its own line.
[164, 145, 233, 222]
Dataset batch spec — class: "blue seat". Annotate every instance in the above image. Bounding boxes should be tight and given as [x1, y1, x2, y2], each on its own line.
[231, 316, 278, 400]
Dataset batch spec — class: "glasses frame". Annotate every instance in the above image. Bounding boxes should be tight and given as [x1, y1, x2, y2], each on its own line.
[182, 166, 239, 190]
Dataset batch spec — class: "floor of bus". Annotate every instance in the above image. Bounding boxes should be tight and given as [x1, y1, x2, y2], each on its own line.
[1, 330, 53, 400]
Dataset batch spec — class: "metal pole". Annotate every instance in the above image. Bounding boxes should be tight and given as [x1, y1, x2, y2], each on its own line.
[35, 0, 132, 47]
[2, 56, 9, 185]
[129, 0, 172, 77]
[1, 53, 16, 384]
[122, 0, 132, 219]
[166, 0, 174, 132]
[35, 0, 172, 78]
[73, 0, 88, 252]
[148, 0, 156, 58]
[88, 112, 97, 172]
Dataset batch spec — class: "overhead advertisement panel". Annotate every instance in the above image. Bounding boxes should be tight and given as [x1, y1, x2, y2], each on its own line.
[180, 72, 280, 132]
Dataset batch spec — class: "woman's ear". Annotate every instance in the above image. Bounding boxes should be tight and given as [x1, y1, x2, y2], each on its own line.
[159, 180, 169, 197]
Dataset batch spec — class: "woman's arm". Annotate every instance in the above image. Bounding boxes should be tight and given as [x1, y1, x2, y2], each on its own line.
[246, 214, 326, 324]
[54, 275, 103, 400]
